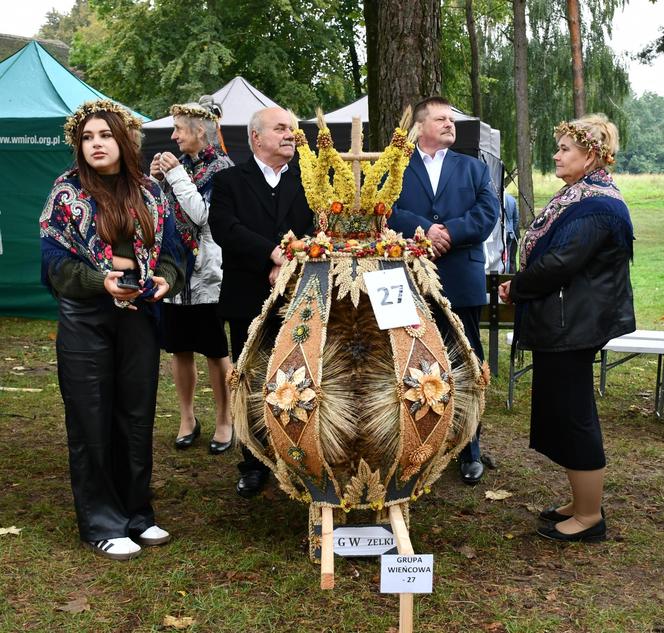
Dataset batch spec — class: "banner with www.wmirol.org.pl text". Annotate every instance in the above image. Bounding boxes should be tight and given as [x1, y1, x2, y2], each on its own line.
[0, 119, 68, 152]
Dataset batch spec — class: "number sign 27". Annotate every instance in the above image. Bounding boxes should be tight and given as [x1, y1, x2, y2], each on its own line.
[377, 284, 404, 306]
[363, 268, 420, 330]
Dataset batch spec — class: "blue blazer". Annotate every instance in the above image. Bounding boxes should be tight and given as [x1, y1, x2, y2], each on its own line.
[388, 150, 499, 307]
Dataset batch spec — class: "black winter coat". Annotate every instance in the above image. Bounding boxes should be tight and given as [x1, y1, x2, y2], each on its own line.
[509, 214, 635, 352]
[208, 159, 313, 320]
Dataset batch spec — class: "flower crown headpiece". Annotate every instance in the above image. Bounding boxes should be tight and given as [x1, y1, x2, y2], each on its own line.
[293, 108, 417, 240]
[64, 99, 143, 147]
[170, 104, 220, 122]
[554, 121, 615, 165]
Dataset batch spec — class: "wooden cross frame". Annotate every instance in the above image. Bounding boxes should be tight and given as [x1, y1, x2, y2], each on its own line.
[338, 116, 383, 211]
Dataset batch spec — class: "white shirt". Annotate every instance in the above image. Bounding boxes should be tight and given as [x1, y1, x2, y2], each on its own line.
[417, 145, 447, 195]
[254, 155, 289, 188]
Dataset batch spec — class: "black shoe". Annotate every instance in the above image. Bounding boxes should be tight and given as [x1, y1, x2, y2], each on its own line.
[175, 418, 201, 450]
[539, 505, 605, 523]
[209, 429, 234, 455]
[236, 469, 268, 499]
[460, 459, 484, 485]
[536, 518, 607, 543]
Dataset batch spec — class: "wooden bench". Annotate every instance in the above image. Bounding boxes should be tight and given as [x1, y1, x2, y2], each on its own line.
[479, 272, 515, 376]
[506, 330, 664, 417]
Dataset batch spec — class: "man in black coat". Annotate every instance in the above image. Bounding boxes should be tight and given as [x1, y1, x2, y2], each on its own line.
[209, 107, 313, 498]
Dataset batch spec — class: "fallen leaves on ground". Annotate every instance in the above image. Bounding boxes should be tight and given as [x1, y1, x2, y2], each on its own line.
[0, 526, 22, 535]
[485, 489, 513, 501]
[163, 615, 195, 629]
[56, 596, 90, 613]
[482, 622, 507, 632]
[453, 544, 477, 559]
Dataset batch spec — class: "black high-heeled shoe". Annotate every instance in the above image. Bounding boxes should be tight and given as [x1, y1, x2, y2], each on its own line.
[209, 427, 234, 455]
[174, 418, 201, 450]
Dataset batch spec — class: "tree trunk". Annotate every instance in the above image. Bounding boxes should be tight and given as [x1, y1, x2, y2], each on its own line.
[364, 0, 379, 149]
[348, 39, 363, 98]
[566, 0, 586, 117]
[512, 0, 534, 226]
[339, 0, 363, 98]
[465, 0, 482, 118]
[364, 0, 442, 149]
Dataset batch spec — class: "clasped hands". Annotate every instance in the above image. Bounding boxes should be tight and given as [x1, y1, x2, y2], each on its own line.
[498, 280, 513, 305]
[150, 152, 180, 180]
[427, 223, 451, 259]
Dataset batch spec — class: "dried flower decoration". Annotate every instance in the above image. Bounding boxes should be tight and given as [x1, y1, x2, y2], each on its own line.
[554, 121, 615, 165]
[403, 359, 451, 420]
[64, 99, 143, 147]
[170, 103, 220, 122]
[266, 366, 317, 426]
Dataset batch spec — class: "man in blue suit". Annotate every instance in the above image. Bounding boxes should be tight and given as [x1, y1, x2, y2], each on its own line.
[389, 96, 500, 485]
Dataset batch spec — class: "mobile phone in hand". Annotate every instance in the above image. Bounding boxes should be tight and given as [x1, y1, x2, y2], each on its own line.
[115, 269, 140, 290]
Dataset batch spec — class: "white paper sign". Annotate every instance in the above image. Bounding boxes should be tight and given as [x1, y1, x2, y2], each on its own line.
[380, 554, 434, 594]
[363, 268, 420, 330]
[333, 526, 396, 557]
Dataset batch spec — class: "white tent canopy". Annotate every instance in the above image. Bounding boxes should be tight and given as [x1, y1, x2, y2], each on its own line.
[143, 76, 282, 128]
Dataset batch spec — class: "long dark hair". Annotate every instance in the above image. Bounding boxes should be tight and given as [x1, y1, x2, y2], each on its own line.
[76, 111, 155, 247]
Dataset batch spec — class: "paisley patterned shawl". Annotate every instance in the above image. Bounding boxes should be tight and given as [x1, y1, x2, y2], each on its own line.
[167, 144, 233, 255]
[39, 168, 179, 296]
[519, 168, 633, 269]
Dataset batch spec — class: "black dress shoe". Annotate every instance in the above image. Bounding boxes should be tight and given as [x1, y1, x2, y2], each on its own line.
[459, 459, 484, 485]
[236, 469, 268, 498]
[174, 418, 201, 450]
[539, 505, 605, 522]
[209, 430, 234, 455]
[536, 518, 607, 543]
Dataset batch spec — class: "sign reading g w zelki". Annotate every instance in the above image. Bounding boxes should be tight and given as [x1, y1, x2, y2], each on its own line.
[333, 525, 397, 557]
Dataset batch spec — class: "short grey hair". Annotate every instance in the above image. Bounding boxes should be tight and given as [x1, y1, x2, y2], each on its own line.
[247, 109, 266, 150]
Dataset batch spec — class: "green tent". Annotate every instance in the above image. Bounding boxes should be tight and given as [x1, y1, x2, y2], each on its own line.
[0, 41, 149, 319]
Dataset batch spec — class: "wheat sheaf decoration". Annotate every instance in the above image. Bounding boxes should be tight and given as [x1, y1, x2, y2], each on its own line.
[228, 108, 487, 565]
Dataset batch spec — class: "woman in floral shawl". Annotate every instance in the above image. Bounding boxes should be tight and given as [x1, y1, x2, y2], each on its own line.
[499, 114, 635, 543]
[40, 100, 184, 560]
[150, 96, 235, 454]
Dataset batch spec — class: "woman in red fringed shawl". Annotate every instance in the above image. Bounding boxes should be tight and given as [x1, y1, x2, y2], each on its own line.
[40, 100, 184, 561]
[500, 114, 635, 543]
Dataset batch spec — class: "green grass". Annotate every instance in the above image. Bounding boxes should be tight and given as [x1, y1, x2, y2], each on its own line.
[1, 174, 663, 632]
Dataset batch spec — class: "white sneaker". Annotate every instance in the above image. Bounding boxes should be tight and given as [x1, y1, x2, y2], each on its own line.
[85, 537, 142, 561]
[136, 525, 171, 546]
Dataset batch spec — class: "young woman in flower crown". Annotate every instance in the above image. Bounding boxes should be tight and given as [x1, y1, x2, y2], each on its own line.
[40, 100, 185, 560]
[150, 96, 235, 454]
[499, 114, 635, 543]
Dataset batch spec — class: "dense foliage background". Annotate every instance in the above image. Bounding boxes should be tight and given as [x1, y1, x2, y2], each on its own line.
[31, 0, 664, 173]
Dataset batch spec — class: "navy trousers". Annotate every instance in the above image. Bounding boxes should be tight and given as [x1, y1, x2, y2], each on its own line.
[430, 303, 484, 462]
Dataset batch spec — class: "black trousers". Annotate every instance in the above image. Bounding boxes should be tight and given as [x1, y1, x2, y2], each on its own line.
[56, 297, 159, 541]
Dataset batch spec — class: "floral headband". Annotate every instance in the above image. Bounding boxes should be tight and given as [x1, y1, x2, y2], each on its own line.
[64, 99, 143, 147]
[170, 104, 220, 122]
[554, 121, 615, 165]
